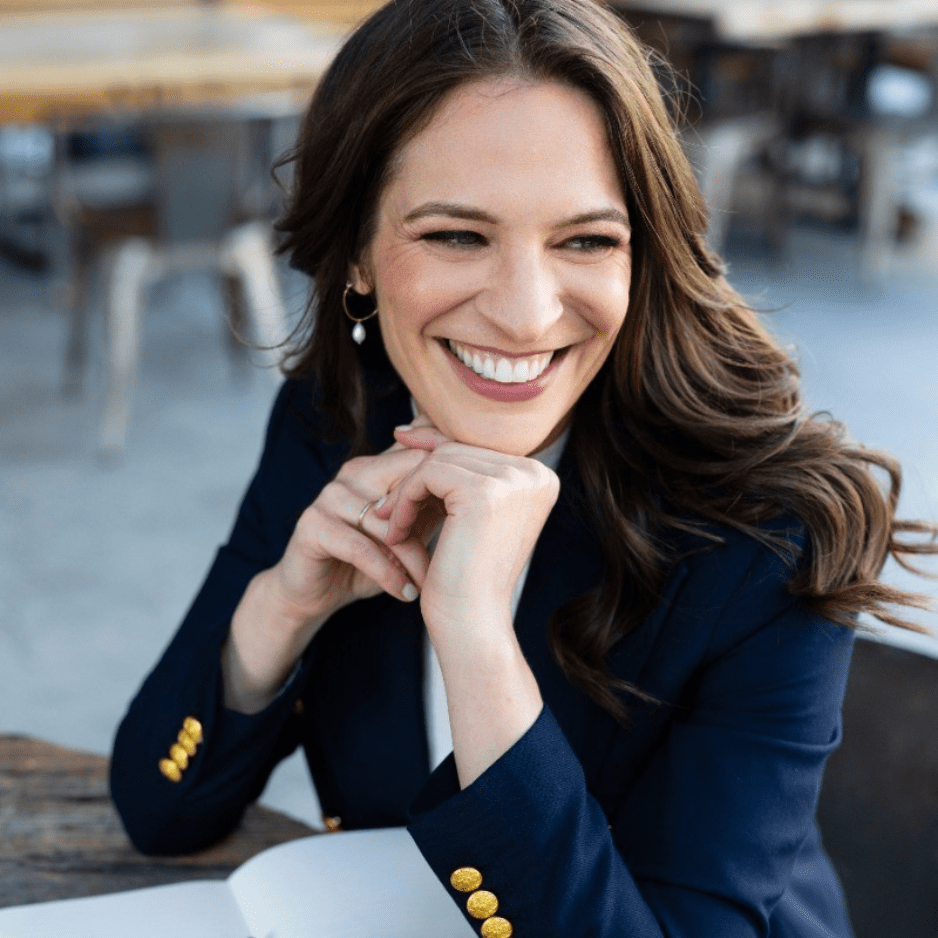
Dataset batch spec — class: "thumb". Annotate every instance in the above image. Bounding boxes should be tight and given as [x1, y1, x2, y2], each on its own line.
[393, 413, 451, 452]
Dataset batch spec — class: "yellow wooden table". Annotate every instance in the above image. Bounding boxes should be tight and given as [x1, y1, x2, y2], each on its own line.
[0, 2, 348, 124]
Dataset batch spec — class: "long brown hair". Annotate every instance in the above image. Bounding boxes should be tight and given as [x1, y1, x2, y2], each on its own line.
[276, 0, 936, 723]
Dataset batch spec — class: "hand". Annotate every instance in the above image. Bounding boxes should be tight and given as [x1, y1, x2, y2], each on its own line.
[375, 418, 558, 786]
[273, 445, 434, 620]
[223, 441, 433, 713]
[376, 421, 560, 644]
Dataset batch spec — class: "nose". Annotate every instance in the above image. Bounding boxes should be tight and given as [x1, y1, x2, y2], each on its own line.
[479, 244, 564, 344]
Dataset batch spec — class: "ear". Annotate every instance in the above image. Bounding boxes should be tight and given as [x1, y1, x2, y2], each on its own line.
[348, 262, 372, 295]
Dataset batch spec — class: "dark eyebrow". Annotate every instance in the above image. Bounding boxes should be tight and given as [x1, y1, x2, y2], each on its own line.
[403, 202, 498, 225]
[403, 202, 630, 229]
[564, 208, 631, 229]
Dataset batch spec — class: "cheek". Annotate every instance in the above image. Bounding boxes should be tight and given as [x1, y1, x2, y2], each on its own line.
[373, 246, 461, 332]
[573, 268, 631, 340]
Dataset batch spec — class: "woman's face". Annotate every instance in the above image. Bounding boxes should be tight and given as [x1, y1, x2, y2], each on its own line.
[352, 79, 632, 456]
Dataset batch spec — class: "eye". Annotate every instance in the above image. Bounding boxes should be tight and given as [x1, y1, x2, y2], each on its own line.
[420, 230, 487, 248]
[562, 234, 622, 252]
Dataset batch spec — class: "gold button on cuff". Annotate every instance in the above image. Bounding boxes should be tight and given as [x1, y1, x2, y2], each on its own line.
[176, 730, 197, 756]
[322, 815, 343, 833]
[466, 890, 498, 919]
[481, 917, 513, 938]
[183, 717, 203, 743]
[159, 758, 182, 782]
[450, 867, 483, 893]
[169, 744, 189, 769]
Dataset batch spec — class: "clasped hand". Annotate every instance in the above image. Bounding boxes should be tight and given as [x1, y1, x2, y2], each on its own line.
[282, 415, 559, 638]
[224, 416, 559, 713]
[379, 420, 561, 641]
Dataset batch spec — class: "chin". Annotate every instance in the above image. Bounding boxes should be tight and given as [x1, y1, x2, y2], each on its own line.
[441, 417, 557, 458]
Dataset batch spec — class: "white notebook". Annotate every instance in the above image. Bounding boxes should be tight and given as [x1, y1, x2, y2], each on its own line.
[0, 827, 476, 938]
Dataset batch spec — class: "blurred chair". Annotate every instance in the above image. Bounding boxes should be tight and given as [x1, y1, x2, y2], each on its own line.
[816, 635, 938, 938]
[55, 123, 158, 395]
[613, 7, 784, 253]
[772, 30, 938, 282]
[57, 114, 290, 457]
[0, 123, 56, 271]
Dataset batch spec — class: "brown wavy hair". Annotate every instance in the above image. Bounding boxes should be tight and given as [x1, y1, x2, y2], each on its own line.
[276, 0, 936, 722]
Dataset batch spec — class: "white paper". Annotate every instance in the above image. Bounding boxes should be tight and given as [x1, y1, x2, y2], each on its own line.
[0, 881, 247, 938]
[229, 828, 475, 938]
[0, 829, 476, 938]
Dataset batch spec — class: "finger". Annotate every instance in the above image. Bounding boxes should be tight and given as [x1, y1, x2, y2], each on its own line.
[336, 447, 428, 495]
[330, 449, 429, 531]
[387, 537, 432, 589]
[319, 514, 420, 603]
[393, 423, 452, 453]
[383, 460, 478, 546]
[326, 481, 431, 589]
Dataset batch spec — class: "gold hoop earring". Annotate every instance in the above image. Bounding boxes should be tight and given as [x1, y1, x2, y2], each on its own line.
[342, 282, 379, 344]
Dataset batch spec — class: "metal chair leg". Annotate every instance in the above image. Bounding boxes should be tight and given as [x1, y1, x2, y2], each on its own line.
[99, 237, 156, 458]
[220, 221, 287, 379]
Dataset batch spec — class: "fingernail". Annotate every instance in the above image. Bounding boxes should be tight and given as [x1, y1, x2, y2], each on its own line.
[402, 583, 419, 602]
[394, 424, 413, 432]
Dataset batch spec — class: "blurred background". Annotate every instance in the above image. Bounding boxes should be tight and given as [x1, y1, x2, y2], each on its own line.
[1, 0, 937, 926]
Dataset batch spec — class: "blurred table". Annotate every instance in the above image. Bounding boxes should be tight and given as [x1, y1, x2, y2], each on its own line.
[610, 0, 938, 41]
[0, 2, 346, 124]
[0, 734, 316, 908]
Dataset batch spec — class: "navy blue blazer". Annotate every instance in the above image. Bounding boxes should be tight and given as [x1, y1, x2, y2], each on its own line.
[111, 374, 856, 938]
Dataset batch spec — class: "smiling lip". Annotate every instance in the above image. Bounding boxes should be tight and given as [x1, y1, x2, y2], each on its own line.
[441, 339, 565, 402]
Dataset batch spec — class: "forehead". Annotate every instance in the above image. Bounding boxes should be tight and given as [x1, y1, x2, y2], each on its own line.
[379, 79, 626, 217]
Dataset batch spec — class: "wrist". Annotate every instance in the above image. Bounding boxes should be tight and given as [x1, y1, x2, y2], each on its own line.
[421, 595, 514, 645]
[261, 564, 329, 635]
[433, 630, 543, 788]
[223, 569, 325, 714]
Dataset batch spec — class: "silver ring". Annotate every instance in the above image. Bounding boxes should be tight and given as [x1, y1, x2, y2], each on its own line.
[357, 498, 381, 532]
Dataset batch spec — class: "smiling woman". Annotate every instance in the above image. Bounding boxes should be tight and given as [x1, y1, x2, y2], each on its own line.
[351, 79, 632, 456]
[109, 1, 937, 937]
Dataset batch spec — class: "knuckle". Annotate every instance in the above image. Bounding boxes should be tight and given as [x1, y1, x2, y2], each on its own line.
[337, 455, 370, 480]
[294, 504, 322, 538]
[434, 441, 462, 459]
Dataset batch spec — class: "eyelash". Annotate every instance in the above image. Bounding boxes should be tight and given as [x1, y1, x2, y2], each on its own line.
[421, 230, 485, 248]
[420, 231, 621, 251]
[564, 234, 621, 251]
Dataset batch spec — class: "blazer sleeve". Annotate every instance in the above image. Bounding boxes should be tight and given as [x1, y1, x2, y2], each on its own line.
[407, 539, 855, 937]
[110, 380, 325, 855]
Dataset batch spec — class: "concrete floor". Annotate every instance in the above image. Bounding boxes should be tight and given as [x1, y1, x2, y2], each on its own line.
[2, 217, 937, 829]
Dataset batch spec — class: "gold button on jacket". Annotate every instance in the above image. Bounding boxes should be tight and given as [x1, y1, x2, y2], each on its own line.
[176, 729, 197, 756]
[169, 743, 189, 769]
[481, 917, 513, 938]
[450, 867, 483, 893]
[466, 890, 499, 919]
[159, 758, 182, 782]
[182, 717, 203, 743]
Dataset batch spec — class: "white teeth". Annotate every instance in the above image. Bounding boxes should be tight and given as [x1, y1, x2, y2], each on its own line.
[448, 340, 554, 384]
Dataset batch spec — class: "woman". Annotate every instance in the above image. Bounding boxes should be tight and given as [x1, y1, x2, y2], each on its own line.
[111, 1, 936, 935]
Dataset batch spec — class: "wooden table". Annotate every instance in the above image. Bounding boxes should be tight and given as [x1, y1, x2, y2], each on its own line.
[0, 2, 346, 124]
[0, 735, 315, 908]
[611, 0, 938, 41]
